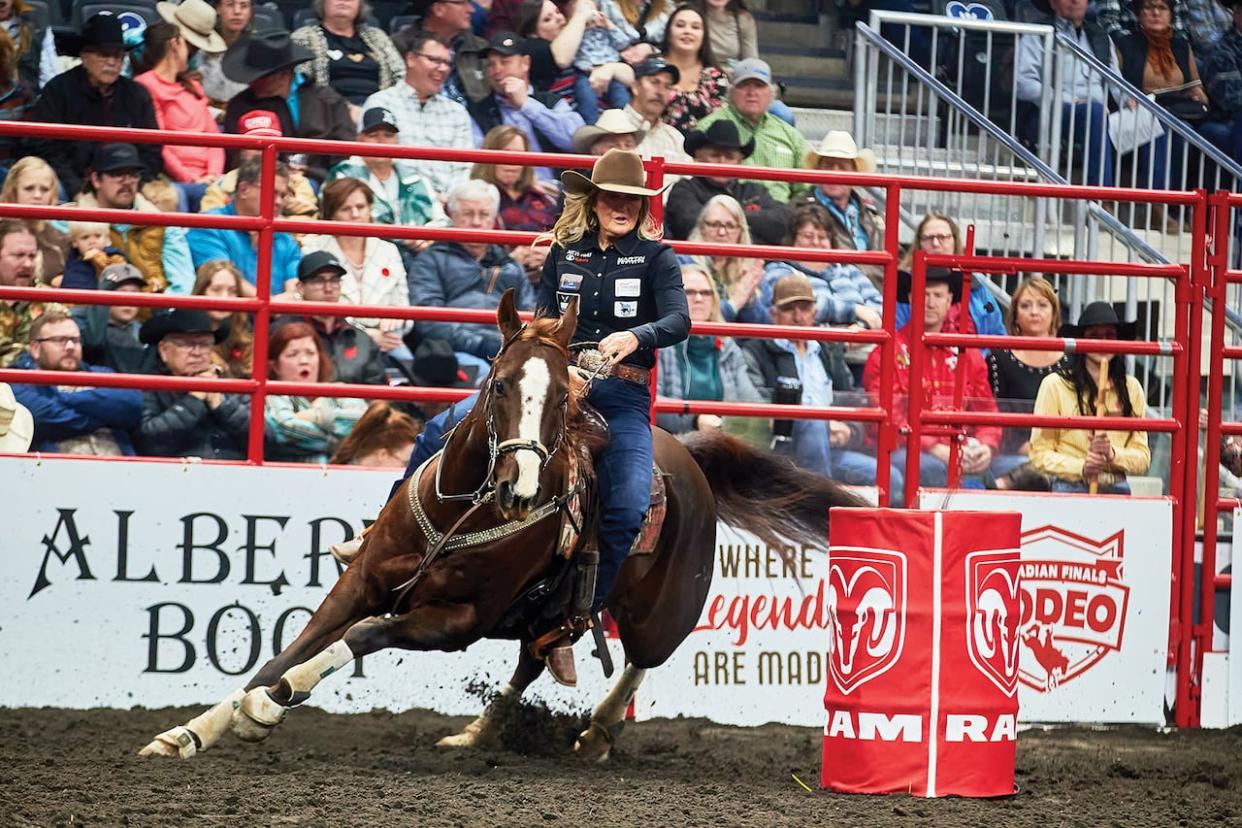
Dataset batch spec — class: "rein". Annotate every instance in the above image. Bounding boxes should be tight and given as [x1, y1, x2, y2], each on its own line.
[389, 323, 580, 610]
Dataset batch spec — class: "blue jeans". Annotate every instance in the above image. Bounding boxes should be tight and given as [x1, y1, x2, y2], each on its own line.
[831, 449, 907, 507]
[892, 448, 989, 491]
[1050, 478, 1131, 495]
[1140, 131, 1186, 190]
[573, 74, 632, 125]
[173, 182, 208, 214]
[1063, 101, 1113, 187]
[395, 378, 653, 606]
[990, 453, 1029, 478]
[1198, 112, 1242, 164]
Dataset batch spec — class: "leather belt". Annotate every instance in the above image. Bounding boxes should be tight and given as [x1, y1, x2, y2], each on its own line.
[571, 358, 650, 386]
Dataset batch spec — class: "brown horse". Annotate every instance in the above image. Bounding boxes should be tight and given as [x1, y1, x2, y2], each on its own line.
[139, 291, 862, 761]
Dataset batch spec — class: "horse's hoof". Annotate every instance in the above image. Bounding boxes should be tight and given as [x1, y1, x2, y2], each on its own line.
[138, 726, 198, 759]
[230, 688, 286, 742]
[436, 723, 498, 750]
[573, 721, 614, 763]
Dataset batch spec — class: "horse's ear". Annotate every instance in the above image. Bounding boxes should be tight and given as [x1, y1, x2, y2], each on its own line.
[556, 295, 579, 350]
[496, 288, 521, 340]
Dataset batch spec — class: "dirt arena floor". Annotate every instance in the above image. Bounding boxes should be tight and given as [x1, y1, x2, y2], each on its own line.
[3, 703, 1240, 827]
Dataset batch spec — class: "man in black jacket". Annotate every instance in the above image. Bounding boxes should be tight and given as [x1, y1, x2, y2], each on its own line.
[665, 120, 790, 245]
[134, 309, 250, 460]
[26, 14, 163, 197]
[221, 31, 355, 180]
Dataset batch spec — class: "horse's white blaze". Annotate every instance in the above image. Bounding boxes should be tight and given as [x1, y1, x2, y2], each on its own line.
[514, 356, 550, 499]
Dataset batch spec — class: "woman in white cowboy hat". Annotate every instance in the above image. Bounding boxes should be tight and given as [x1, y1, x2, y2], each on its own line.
[796, 130, 885, 278]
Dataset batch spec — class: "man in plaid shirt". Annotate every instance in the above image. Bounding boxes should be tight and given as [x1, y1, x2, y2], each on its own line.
[363, 30, 474, 199]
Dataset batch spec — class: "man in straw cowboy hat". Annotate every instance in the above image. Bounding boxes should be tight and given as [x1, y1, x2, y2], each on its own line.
[665, 119, 790, 245]
[795, 131, 885, 275]
[26, 13, 163, 196]
[570, 107, 645, 155]
[696, 58, 809, 203]
[343, 149, 688, 686]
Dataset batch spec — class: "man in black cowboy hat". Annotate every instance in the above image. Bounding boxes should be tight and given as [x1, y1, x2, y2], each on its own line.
[665, 119, 790, 245]
[26, 13, 163, 197]
[1202, 0, 1242, 163]
[134, 309, 251, 460]
[221, 30, 355, 180]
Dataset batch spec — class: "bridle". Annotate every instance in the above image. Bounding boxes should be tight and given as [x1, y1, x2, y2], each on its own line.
[434, 323, 570, 505]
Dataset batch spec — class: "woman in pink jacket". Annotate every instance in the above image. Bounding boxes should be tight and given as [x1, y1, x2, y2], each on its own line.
[134, 1, 227, 212]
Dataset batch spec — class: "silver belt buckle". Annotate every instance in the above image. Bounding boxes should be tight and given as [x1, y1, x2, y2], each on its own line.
[576, 348, 611, 379]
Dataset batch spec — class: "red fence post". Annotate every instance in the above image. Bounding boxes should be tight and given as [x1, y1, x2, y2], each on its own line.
[875, 183, 902, 507]
[245, 143, 279, 465]
[904, 251, 929, 508]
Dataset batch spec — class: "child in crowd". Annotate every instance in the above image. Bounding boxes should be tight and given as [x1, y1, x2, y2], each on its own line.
[59, 221, 127, 290]
[569, 0, 636, 116]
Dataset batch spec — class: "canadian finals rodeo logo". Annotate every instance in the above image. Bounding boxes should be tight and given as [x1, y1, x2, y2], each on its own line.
[825, 548, 906, 695]
[1015, 525, 1130, 692]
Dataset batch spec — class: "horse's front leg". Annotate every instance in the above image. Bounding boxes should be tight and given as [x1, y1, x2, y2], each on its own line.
[574, 664, 647, 762]
[436, 645, 546, 749]
[138, 565, 371, 759]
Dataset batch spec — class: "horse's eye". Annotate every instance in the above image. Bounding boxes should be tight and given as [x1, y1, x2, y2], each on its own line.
[493, 379, 508, 396]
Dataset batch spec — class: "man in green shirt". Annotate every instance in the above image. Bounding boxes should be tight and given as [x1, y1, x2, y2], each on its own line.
[696, 59, 808, 203]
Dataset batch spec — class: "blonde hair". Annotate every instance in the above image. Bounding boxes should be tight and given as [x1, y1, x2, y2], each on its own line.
[1, 157, 60, 232]
[68, 219, 110, 239]
[471, 126, 535, 194]
[1007, 276, 1061, 337]
[539, 190, 662, 249]
[688, 194, 757, 295]
[680, 261, 723, 322]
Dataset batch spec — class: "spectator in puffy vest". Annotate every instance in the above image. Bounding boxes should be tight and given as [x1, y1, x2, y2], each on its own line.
[12, 310, 143, 455]
[135, 308, 251, 459]
[408, 179, 534, 368]
[71, 143, 196, 294]
[26, 14, 164, 197]
[290, 0, 404, 111]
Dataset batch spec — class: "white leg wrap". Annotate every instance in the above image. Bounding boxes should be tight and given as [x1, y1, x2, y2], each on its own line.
[139, 688, 246, 759]
[281, 640, 355, 697]
[231, 687, 287, 742]
[594, 666, 646, 727]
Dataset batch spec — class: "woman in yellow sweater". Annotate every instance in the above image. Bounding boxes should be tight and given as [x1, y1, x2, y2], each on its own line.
[1030, 302, 1150, 495]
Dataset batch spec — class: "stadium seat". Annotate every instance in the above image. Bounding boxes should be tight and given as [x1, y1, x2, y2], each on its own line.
[251, 2, 284, 33]
[389, 13, 417, 34]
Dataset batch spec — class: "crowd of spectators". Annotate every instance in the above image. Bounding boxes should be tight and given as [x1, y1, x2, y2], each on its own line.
[0, 0, 1208, 493]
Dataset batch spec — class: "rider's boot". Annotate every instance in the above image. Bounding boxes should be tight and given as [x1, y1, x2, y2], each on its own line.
[533, 548, 599, 687]
[329, 524, 372, 565]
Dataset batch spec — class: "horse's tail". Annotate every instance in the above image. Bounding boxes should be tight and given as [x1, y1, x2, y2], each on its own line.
[680, 430, 867, 552]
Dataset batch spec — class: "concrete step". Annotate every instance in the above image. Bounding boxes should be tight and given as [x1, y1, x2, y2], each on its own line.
[756, 18, 828, 49]
[766, 45, 848, 79]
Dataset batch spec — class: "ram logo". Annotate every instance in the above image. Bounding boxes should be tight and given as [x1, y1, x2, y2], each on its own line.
[826, 548, 907, 694]
[965, 550, 1023, 696]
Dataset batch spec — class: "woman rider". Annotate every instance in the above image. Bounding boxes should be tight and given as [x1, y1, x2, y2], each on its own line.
[335, 149, 689, 685]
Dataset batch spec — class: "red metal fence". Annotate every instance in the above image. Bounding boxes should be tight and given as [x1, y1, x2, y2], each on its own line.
[0, 121, 1230, 727]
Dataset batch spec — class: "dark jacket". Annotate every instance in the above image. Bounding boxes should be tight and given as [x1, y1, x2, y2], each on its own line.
[1114, 31, 1194, 93]
[26, 66, 163, 196]
[410, 242, 534, 360]
[73, 304, 160, 376]
[742, 335, 854, 403]
[274, 314, 388, 386]
[665, 176, 791, 246]
[537, 230, 690, 371]
[135, 371, 251, 459]
[467, 89, 566, 152]
[1202, 28, 1242, 120]
[223, 81, 355, 180]
[10, 352, 143, 454]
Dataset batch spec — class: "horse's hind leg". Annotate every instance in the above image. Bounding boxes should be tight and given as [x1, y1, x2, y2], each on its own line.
[437, 645, 546, 749]
[574, 664, 647, 762]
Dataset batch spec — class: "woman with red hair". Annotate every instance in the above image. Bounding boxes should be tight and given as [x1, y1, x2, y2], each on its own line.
[264, 320, 368, 463]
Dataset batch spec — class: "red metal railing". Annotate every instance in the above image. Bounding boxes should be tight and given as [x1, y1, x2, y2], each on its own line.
[0, 121, 1226, 726]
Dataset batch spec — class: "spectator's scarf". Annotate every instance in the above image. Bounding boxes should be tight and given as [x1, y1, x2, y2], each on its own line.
[1142, 26, 1179, 82]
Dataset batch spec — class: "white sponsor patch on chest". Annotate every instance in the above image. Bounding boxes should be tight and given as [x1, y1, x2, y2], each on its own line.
[615, 277, 642, 297]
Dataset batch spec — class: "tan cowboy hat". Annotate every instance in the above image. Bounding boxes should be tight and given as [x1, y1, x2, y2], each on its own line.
[807, 130, 878, 173]
[570, 109, 646, 155]
[158, 0, 227, 54]
[561, 148, 669, 197]
[0, 383, 34, 453]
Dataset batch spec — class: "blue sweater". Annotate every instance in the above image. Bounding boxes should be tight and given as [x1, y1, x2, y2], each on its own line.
[187, 203, 301, 294]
